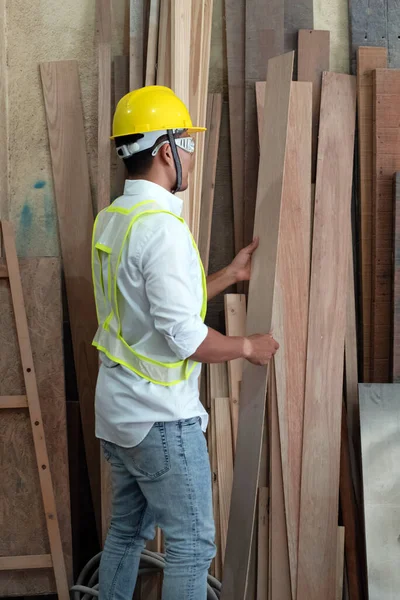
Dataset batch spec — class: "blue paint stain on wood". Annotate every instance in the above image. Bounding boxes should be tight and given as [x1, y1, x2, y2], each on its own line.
[20, 203, 33, 228]
[33, 180, 46, 189]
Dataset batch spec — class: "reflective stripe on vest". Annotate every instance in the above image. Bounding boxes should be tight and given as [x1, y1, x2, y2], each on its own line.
[91, 199, 207, 386]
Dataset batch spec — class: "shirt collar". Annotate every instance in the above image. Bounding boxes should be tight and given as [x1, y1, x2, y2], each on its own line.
[123, 179, 183, 217]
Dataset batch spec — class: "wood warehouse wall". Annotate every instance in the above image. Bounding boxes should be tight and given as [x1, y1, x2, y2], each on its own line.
[0, 0, 349, 304]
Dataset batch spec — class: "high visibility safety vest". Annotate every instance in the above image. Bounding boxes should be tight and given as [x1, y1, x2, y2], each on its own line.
[91, 198, 207, 386]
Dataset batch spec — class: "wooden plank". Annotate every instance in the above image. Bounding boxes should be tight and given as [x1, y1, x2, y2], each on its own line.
[145, 0, 160, 86]
[0, 254, 71, 596]
[243, 0, 284, 248]
[0, 0, 8, 222]
[113, 55, 129, 197]
[297, 29, 330, 183]
[357, 47, 388, 383]
[215, 397, 234, 566]
[336, 527, 345, 600]
[372, 68, 400, 382]
[171, 0, 191, 227]
[0, 395, 28, 408]
[40, 60, 100, 537]
[210, 398, 222, 580]
[225, 0, 245, 255]
[157, 0, 171, 87]
[198, 93, 222, 273]
[97, 0, 112, 212]
[0, 555, 53, 571]
[284, 0, 313, 54]
[270, 360, 292, 600]
[130, 0, 145, 89]
[257, 487, 269, 600]
[224, 293, 246, 449]
[221, 52, 294, 600]
[394, 172, 400, 381]
[359, 383, 400, 600]
[297, 72, 356, 600]
[340, 402, 363, 600]
[0, 263, 8, 277]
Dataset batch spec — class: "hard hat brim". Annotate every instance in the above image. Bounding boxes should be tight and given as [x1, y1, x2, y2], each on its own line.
[110, 126, 207, 140]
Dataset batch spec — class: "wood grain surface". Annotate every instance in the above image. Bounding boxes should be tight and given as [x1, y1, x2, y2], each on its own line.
[145, 0, 160, 86]
[372, 68, 400, 382]
[297, 72, 356, 600]
[130, 0, 145, 89]
[215, 397, 234, 566]
[221, 52, 293, 600]
[257, 487, 269, 600]
[0, 257, 72, 595]
[393, 172, 400, 381]
[359, 383, 400, 600]
[357, 47, 388, 382]
[40, 60, 100, 536]
[297, 29, 330, 182]
[113, 55, 129, 197]
[157, 0, 171, 87]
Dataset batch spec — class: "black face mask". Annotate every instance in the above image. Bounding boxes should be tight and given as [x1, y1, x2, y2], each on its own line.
[167, 130, 182, 194]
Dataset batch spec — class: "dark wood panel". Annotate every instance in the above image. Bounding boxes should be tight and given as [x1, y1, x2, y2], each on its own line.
[393, 172, 400, 381]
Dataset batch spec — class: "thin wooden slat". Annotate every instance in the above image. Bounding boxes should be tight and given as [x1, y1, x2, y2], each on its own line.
[0, 555, 53, 571]
[357, 47, 388, 383]
[130, 0, 145, 89]
[113, 55, 129, 197]
[145, 0, 160, 86]
[97, 0, 112, 212]
[0, 256, 72, 595]
[297, 29, 330, 183]
[297, 72, 356, 600]
[210, 397, 222, 581]
[243, 0, 284, 248]
[224, 293, 246, 450]
[0, 394, 28, 408]
[221, 52, 294, 600]
[270, 360, 292, 600]
[0, 0, 8, 222]
[1, 222, 69, 600]
[257, 487, 269, 600]
[340, 402, 363, 600]
[156, 0, 171, 87]
[198, 93, 222, 273]
[40, 60, 100, 537]
[225, 0, 245, 256]
[215, 397, 234, 566]
[393, 172, 400, 381]
[336, 527, 345, 600]
[372, 68, 400, 382]
[359, 383, 400, 600]
[284, 0, 313, 54]
[171, 0, 191, 227]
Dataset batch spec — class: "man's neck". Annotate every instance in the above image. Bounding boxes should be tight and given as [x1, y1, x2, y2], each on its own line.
[128, 174, 173, 194]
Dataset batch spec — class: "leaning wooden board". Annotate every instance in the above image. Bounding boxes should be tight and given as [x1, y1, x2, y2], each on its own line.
[357, 47, 388, 382]
[40, 60, 100, 535]
[0, 258, 72, 595]
[372, 68, 400, 382]
[297, 72, 356, 600]
[393, 172, 400, 381]
[221, 51, 294, 600]
[359, 383, 400, 600]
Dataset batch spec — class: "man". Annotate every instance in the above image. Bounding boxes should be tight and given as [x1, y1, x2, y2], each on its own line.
[92, 85, 279, 600]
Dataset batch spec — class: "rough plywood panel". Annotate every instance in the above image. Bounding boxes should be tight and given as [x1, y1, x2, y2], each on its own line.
[359, 383, 400, 600]
[393, 172, 400, 381]
[297, 72, 356, 600]
[357, 47, 388, 383]
[221, 52, 293, 600]
[0, 258, 72, 595]
[372, 68, 400, 382]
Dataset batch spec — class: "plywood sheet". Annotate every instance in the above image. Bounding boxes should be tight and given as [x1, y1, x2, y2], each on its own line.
[357, 47, 388, 383]
[40, 60, 100, 534]
[243, 0, 284, 248]
[297, 72, 356, 600]
[0, 258, 72, 595]
[372, 68, 400, 382]
[298, 29, 330, 182]
[359, 383, 400, 600]
[221, 52, 294, 600]
[393, 172, 400, 381]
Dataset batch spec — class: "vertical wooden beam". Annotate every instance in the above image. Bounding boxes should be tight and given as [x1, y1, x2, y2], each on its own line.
[257, 487, 269, 600]
[113, 56, 129, 197]
[297, 72, 356, 600]
[356, 47, 388, 382]
[157, 0, 171, 87]
[130, 0, 145, 89]
[393, 172, 400, 381]
[221, 52, 294, 600]
[0, 0, 9, 222]
[97, 0, 112, 213]
[215, 397, 234, 567]
[336, 527, 345, 600]
[145, 0, 160, 86]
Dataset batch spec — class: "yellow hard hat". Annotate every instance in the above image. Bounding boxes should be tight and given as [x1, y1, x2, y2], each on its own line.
[111, 85, 206, 139]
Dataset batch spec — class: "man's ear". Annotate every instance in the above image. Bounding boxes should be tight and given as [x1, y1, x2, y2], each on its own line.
[158, 142, 172, 166]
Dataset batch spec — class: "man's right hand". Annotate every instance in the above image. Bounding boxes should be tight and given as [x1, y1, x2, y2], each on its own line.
[243, 333, 279, 366]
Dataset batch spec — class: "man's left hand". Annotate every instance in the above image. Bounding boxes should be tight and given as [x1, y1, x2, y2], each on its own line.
[227, 237, 259, 283]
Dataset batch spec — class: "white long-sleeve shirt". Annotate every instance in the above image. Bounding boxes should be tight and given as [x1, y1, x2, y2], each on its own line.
[95, 180, 209, 447]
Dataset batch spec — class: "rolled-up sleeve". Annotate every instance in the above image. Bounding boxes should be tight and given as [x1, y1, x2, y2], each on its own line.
[139, 215, 208, 360]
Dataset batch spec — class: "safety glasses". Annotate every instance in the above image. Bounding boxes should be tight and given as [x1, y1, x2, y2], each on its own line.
[151, 136, 196, 157]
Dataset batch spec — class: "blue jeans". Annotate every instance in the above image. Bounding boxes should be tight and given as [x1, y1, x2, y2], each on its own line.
[99, 418, 216, 600]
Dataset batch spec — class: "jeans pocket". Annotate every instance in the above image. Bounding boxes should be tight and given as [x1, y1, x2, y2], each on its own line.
[124, 423, 170, 480]
[101, 439, 113, 462]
